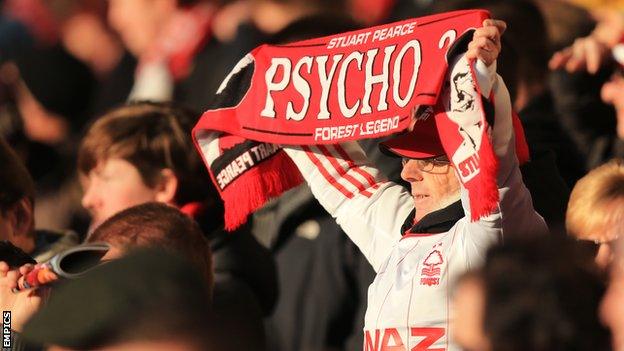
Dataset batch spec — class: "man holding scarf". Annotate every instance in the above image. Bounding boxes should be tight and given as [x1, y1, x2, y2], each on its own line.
[194, 13, 548, 349]
[278, 19, 547, 350]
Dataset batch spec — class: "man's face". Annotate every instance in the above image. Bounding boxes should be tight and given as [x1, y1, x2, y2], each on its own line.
[400, 157, 461, 222]
[81, 158, 161, 229]
[107, 0, 172, 57]
[601, 262, 624, 350]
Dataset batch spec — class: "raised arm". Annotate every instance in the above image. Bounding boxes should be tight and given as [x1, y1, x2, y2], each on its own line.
[455, 21, 547, 252]
[283, 143, 412, 272]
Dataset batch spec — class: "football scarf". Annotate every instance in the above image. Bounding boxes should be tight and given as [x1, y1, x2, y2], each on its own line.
[193, 9, 528, 230]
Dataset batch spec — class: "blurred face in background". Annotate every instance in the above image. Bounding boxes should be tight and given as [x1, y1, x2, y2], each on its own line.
[107, 0, 176, 57]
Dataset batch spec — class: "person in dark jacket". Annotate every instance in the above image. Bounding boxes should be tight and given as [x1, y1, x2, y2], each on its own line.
[0, 136, 79, 261]
[106, 0, 230, 112]
[453, 237, 610, 351]
[21, 249, 218, 351]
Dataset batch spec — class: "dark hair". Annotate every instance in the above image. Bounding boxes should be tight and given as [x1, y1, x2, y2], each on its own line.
[15, 45, 95, 130]
[0, 136, 35, 213]
[22, 249, 217, 350]
[78, 101, 215, 206]
[481, 237, 610, 351]
[87, 202, 213, 296]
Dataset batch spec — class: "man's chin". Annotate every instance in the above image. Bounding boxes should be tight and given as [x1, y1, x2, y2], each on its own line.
[413, 195, 460, 220]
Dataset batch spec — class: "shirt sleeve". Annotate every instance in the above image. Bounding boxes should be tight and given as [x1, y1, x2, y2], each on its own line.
[282, 143, 413, 272]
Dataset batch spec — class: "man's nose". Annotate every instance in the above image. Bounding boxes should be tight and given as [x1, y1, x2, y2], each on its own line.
[401, 160, 424, 183]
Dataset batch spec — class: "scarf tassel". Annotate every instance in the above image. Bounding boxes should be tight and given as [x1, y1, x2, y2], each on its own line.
[221, 152, 303, 231]
[468, 130, 500, 221]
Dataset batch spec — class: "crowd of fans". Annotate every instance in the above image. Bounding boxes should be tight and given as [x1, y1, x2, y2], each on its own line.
[1, 0, 624, 350]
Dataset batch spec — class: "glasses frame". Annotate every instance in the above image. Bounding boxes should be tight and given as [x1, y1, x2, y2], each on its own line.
[402, 155, 451, 173]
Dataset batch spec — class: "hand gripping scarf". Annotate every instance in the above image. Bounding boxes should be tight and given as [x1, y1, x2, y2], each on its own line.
[193, 10, 530, 231]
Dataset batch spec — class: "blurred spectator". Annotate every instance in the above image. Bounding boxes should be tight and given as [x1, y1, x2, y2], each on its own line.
[2, 0, 136, 120]
[85, 202, 267, 351]
[21, 249, 217, 351]
[546, 1, 621, 169]
[601, 236, 624, 351]
[78, 102, 214, 231]
[106, 0, 218, 108]
[57, 2, 136, 118]
[536, 0, 596, 52]
[14, 45, 94, 146]
[0, 136, 78, 262]
[0, 12, 33, 64]
[87, 202, 213, 293]
[567, 159, 624, 268]
[2, 0, 60, 47]
[7, 44, 96, 234]
[453, 237, 610, 351]
[78, 102, 276, 348]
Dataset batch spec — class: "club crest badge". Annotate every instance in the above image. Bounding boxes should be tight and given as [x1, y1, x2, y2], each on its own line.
[420, 247, 444, 286]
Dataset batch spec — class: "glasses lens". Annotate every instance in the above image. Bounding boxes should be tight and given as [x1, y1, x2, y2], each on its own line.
[421, 160, 434, 172]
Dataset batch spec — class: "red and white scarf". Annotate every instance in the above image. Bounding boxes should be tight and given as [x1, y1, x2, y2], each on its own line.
[193, 10, 529, 230]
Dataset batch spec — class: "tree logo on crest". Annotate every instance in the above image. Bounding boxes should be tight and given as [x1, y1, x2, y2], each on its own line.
[420, 249, 443, 286]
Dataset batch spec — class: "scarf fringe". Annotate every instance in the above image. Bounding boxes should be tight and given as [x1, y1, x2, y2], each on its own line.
[469, 134, 499, 220]
[222, 151, 303, 231]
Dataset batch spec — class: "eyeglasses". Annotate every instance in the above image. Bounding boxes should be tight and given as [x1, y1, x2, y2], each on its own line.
[402, 155, 451, 173]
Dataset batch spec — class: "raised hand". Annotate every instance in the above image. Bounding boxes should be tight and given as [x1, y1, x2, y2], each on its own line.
[548, 36, 611, 74]
[466, 19, 507, 67]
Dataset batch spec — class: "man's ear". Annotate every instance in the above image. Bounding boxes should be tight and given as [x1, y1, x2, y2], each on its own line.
[13, 197, 34, 238]
[154, 169, 179, 205]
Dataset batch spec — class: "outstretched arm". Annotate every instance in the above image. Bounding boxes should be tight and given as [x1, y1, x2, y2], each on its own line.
[282, 143, 413, 272]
